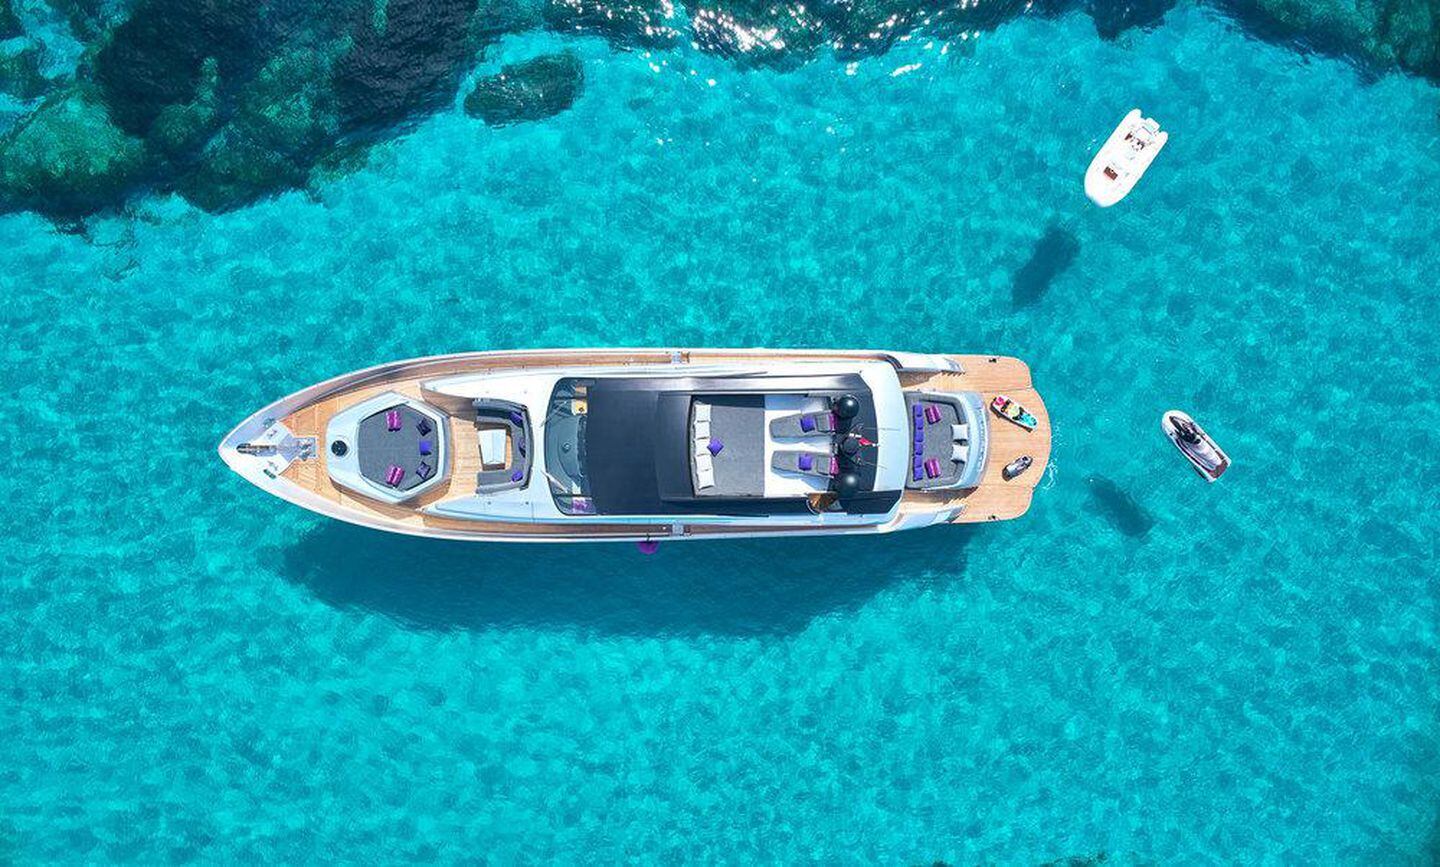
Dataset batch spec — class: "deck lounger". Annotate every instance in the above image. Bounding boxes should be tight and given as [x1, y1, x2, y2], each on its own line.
[693, 418, 711, 440]
[952, 442, 969, 463]
[508, 411, 524, 427]
[771, 451, 837, 477]
[769, 411, 837, 438]
[694, 402, 712, 424]
[695, 451, 716, 489]
[913, 457, 924, 482]
[952, 423, 968, 443]
[478, 428, 507, 469]
[416, 461, 433, 480]
[416, 417, 433, 436]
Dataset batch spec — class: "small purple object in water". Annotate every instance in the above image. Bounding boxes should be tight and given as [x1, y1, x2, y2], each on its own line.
[707, 438, 724, 456]
[418, 438, 433, 456]
[797, 453, 814, 471]
[637, 540, 660, 555]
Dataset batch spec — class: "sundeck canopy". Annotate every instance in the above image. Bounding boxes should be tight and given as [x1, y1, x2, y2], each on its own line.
[562, 375, 900, 517]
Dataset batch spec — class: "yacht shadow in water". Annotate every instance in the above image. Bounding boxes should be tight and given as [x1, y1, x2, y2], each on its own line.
[1012, 224, 1080, 309]
[279, 521, 972, 637]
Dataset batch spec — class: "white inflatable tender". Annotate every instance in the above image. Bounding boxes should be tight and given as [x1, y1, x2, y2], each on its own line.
[1085, 108, 1167, 207]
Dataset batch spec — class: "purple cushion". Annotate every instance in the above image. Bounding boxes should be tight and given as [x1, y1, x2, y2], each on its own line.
[511, 468, 525, 483]
[924, 458, 941, 479]
[798, 453, 814, 471]
[800, 415, 816, 433]
[913, 466, 924, 482]
[707, 438, 724, 456]
[913, 403, 923, 418]
[509, 410, 524, 426]
[416, 417, 433, 436]
[925, 405, 942, 424]
[418, 438, 433, 456]
[386, 410, 402, 431]
[386, 465, 404, 486]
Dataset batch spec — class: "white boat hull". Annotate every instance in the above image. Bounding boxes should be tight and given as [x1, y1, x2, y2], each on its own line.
[1085, 108, 1168, 207]
[1161, 410, 1230, 482]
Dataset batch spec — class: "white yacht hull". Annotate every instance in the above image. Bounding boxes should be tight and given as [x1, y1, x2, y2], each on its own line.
[219, 348, 1050, 543]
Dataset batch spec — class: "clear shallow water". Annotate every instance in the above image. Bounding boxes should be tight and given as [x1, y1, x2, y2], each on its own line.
[3, 5, 1440, 862]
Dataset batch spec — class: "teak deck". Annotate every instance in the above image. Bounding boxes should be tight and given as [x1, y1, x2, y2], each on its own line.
[270, 350, 1050, 540]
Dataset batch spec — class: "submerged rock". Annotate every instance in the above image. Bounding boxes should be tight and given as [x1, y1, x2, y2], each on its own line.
[1218, 0, 1440, 79]
[0, 85, 149, 217]
[1, 0, 21, 39]
[42, 0, 120, 41]
[464, 51, 583, 126]
[542, 0, 680, 48]
[145, 57, 221, 161]
[175, 47, 344, 211]
[0, 43, 51, 100]
[1088, 0, 1176, 40]
[334, 0, 482, 132]
[92, 0, 256, 137]
[174, 128, 310, 212]
[689, 0, 825, 65]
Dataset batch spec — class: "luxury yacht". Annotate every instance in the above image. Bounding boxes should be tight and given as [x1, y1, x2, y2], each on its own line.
[218, 348, 1051, 542]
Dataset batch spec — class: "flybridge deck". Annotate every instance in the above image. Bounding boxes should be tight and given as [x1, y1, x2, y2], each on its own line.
[218, 349, 1051, 542]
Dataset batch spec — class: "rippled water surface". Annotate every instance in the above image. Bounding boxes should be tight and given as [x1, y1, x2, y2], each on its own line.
[3, 4, 1439, 862]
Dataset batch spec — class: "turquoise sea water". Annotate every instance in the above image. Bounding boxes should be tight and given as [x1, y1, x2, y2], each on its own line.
[4, 4, 1440, 862]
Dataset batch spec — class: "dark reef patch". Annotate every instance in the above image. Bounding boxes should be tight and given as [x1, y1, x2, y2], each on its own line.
[1, 0, 22, 39]
[334, 0, 483, 132]
[542, 0, 680, 49]
[464, 51, 584, 126]
[0, 43, 52, 100]
[0, 85, 150, 218]
[1, 0, 1439, 221]
[1088, 0, 1175, 39]
[1214, 0, 1440, 80]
